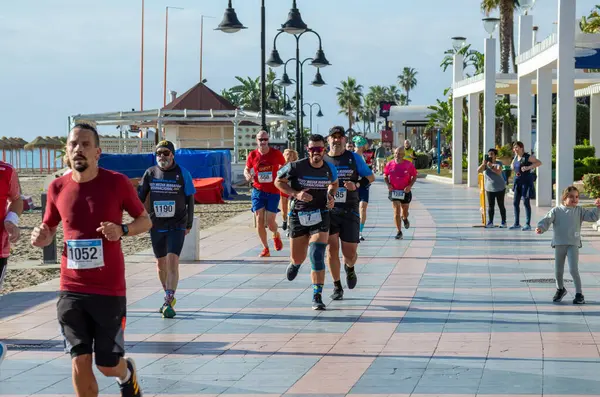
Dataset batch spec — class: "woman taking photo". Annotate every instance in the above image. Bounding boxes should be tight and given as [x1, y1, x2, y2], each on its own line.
[478, 148, 507, 228]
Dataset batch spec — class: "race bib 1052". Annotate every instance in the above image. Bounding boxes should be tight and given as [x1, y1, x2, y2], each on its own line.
[66, 239, 104, 270]
[391, 190, 405, 200]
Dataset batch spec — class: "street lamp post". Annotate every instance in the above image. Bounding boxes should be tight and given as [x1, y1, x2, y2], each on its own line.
[163, 6, 184, 107]
[140, 0, 145, 111]
[267, 30, 330, 155]
[200, 15, 215, 84]
[303, 103, 323, 135]
[216, 0, 308, 133]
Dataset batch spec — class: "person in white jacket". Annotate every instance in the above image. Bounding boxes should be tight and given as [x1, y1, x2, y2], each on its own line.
[536, 186, 600, 304]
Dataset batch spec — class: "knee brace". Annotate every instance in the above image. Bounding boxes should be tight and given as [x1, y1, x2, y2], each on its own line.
[309, 242, 327, 271]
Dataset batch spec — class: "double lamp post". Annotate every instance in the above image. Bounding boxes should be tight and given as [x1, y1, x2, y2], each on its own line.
[215, 0, 330, 155]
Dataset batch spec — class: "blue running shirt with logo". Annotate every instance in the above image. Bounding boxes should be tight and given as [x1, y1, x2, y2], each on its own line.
[139, 164, 196, 231]
[277, 158, 338, 212]
[324, 150, 372, 209]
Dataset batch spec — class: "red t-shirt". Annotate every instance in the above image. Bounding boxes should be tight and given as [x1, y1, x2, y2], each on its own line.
[43, 168, 145, 296]
[246, 148, 286, 195]
[384, 160, 418, 190]
[0, 162, 21, 258]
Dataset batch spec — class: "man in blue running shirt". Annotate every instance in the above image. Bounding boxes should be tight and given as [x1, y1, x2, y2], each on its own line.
[139, 141, 196, 318]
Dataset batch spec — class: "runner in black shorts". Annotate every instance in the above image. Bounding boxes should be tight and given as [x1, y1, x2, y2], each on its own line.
[275, 134, 338, 310]
[139, 140, 196, 318]
[31, 123, 152, 397]
[353, 136, 372, 240]
[324, 126, 374, 301]
[384, 146, 418, 240]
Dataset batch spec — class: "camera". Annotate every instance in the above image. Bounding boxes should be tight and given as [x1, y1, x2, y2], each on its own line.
[484, 155, 490, 162]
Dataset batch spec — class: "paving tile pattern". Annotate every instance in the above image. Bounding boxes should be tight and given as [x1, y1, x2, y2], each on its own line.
[2, 181, 600, 396]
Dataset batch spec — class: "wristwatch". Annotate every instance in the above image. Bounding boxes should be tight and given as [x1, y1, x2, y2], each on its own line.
[121, 224, 129, 237]
[356, 182, 361, 188]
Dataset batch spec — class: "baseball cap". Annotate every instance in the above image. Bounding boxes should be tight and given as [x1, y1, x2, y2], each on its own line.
[156, 140, 175, 154]
[328, 126, 346, 137]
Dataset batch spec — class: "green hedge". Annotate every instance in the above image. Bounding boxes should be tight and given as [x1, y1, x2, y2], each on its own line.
[552, 145, 596, 161]
[575, 166, 600, 181]
[575, 145, 595, 159]
[583, 174, 600, 198]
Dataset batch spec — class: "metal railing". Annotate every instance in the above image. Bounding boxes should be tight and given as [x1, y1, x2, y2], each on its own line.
[454, 74, 484, 89]
[100, 138, 154, 154]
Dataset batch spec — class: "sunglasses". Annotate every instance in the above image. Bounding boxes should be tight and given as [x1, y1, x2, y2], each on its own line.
[308, 146, 325, 154]
[156, 151, 171, 157]
[258, 138, 269, 142]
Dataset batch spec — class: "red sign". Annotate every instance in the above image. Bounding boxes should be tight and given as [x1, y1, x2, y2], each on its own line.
[381, 130, 393, 143]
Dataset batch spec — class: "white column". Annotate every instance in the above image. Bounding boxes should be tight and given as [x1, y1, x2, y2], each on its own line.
[517, 15, 534, 152]
[556, 0, 576, 201]
[468, 93, 479, 188]
[536, 67, 552, 207]
[452, 53, 464, 185]
[484, 38, 496, 152]
[590, 94, 600, 154]
[233, 120, 239, 164]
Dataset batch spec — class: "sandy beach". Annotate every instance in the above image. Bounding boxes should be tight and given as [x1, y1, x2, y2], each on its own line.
[2, 174, 251, 294]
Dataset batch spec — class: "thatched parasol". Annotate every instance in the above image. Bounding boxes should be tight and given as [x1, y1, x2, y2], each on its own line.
[24, 136, 49, 150]
[44, 136, 63, 149]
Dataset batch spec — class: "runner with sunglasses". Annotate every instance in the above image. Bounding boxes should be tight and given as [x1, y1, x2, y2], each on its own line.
[245, 131, 286, 257]
[138, 140, 196, 318]
[275, 134, 338, 310]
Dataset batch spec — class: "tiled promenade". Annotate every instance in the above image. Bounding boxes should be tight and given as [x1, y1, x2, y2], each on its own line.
[3, 179, 600, 396]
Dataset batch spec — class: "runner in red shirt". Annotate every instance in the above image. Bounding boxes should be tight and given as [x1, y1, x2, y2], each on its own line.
[31, 123, 152, 397]
[244, 130, 286, 257]
[0, 162, 23, 366]
[384, 146, 418, 240]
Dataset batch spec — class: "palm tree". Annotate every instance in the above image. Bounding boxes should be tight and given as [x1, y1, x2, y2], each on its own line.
[229, 76, 261, 111]
[397, 67, 418, 104]
[481, 0, 519, 73]
[581, 6, 600, 32]
[336, 77, 363, 131]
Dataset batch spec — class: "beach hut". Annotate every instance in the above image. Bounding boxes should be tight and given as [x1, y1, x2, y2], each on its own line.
[24, 136, 50, 173]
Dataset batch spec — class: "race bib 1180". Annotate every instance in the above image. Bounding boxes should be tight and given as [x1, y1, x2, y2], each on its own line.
[392, 190, 405, 200]
[66, 239, 104, 270]
[154, 200, 175, 218]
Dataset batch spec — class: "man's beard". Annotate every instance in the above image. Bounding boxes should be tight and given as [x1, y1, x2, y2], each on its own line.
[73, 161, 89, 172]
[158, 159, 170, 168]
[72, 156, 88, 172]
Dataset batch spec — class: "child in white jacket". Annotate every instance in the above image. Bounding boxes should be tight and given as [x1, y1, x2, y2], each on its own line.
[536, 186, 600, 304]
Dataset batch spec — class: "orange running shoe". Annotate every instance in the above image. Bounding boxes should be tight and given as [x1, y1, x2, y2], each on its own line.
[259, 247, 271, 257]
[273, 234, 283, 251]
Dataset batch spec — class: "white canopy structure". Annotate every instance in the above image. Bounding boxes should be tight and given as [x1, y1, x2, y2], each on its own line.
[451, 0, 600, 206]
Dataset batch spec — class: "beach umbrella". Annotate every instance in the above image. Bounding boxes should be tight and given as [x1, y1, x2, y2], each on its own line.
[24, 136, 50, 173]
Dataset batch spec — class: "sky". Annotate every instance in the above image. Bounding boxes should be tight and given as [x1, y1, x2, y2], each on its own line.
[2, 0, 598, 140]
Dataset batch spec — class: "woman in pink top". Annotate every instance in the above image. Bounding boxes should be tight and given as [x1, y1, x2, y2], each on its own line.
[384, 147, 418, 240]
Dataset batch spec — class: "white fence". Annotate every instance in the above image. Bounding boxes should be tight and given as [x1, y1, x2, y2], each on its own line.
[100, 138, 155, 154]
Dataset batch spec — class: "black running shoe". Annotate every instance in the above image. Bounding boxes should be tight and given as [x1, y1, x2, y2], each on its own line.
[403, 218, 410, 229]
[573, 293, 585, 305]
[345, 264, 357, 290]
[330, 286, 344, 300]
[312, 293, 326, 310]
[395, 230, 403, 240]
[282, 221, 288, 231]
[119, 358, 142, 397]
[360, 234, 365, 241]
[553, 288, 567, 302]
[286, 263, 301, 281]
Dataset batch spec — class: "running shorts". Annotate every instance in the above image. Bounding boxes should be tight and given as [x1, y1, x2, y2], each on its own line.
[358, 184, 370, 203]
[329, 208, 360, 243]
[150, 228, 186, 258]
[57, 292, 126, 367]
[288, 209, 330, 238]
